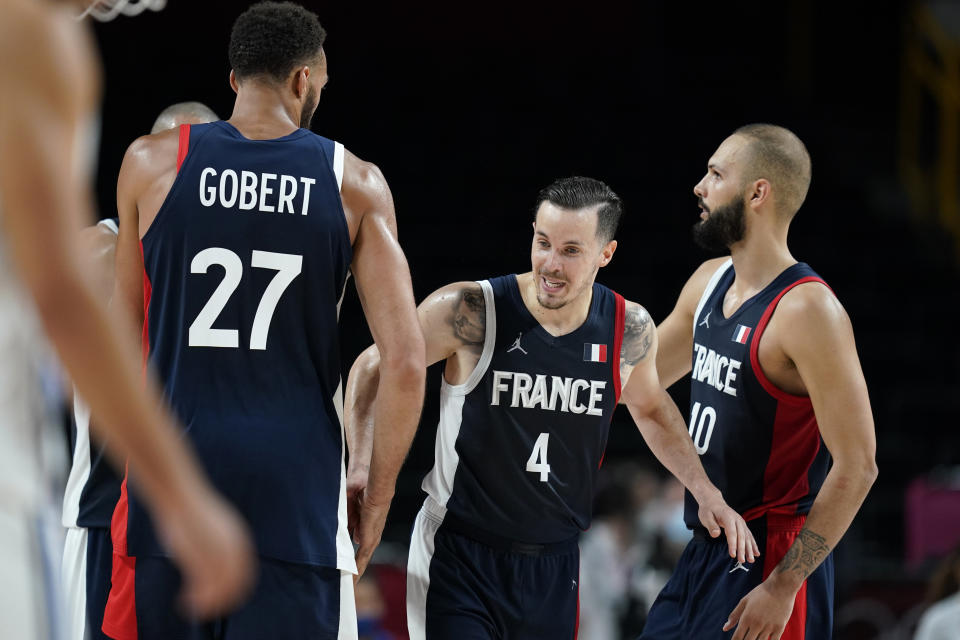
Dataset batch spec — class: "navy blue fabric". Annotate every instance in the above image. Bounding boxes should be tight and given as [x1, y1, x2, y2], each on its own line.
[425, 523, 579, 640]
[444, 275, 621, 544]
[638, 518, 834, 639]
[130, 121, 351, 566]
[128, 555, 342, 640]
[684, 262, 832, 528]
[85, 526, 114, 640]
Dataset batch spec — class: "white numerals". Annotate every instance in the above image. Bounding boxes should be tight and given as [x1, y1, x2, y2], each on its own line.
[526, 432, 552, 482]
[188, 248, 302, 350]
[689, 401, 716, 455]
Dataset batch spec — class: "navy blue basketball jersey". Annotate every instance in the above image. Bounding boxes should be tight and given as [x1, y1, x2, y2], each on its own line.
[423, 275, 626, 543]
[63, 217, 121, 529]
[683, 260, 832, 529]
[114, 122, 354, 570]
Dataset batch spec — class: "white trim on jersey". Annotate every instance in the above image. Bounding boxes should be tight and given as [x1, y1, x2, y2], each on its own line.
[61, 527, 87, 640]
[338, 569, 358, 639]
[406, 503, 443, 640]
[333, 142, 345, 192]
[334, 273, 358, 574]
[420, 280, 496, 508]
[693, 259, 733, 332]
[61, 394, 91, 528]
[97, 218, 119, 235]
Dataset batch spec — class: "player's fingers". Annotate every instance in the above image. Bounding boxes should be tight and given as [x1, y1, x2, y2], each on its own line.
[737, 519, 747, 563]
[719, 513, 738, 558]
[723, 598, 746, 632]
[702, 510, 722, 539]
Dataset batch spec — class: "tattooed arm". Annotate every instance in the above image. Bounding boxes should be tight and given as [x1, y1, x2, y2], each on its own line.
[723, 285, 877, 640]
[619, 300, 759, 564]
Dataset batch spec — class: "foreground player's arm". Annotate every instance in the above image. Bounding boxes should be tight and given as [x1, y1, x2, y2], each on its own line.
[342, 154, 426, 576]
[620, 301, 759, 564]
[725, 286, 877, 640]
[0, 5, 253, 616]
[79, 222, 118, 304]
[656, 258, 730, 388]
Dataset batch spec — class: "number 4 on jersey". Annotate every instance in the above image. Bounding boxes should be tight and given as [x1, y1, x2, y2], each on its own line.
[526, 432, 552, 482]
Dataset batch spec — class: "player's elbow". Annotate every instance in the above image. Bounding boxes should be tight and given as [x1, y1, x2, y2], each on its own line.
[378, 338, 426, 392]
[833, 450, 878, 495]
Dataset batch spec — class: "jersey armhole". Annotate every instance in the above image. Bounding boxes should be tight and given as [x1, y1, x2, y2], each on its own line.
[97, 218, 119, 235]
[442, 280, 497, 396]
[333, 141, 345, 191]
[748, 277, 830, 405]
[693, 258, 733, 332]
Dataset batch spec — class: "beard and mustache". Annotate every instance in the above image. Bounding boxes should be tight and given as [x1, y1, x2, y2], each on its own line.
[692, 193, 746, 253]
[300, 85, 319, 129]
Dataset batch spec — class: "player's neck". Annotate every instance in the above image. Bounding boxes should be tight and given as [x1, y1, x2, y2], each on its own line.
[517, 272, 593, 337]
[728, 230, 796, 292]
[227, 86, 302, 140]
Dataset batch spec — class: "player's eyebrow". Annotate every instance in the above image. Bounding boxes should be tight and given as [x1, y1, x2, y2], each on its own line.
[535, 230, 584, 247]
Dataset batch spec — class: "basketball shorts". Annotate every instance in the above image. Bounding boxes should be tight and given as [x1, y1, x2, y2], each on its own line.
[639, 513, 834, 640]
[101, 554, 357, 640]
[0, 506, 67, 640]
[62, 525, 113, 640]
[407, 497, 580, 640]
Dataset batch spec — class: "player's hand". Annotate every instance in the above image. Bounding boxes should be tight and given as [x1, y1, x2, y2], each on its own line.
[346, 463, 369, 543]
[156, 486, 256, 618]
[352, 488, 392, 582]
[723, 578, 796, 640]
[697, 493, 760, 564]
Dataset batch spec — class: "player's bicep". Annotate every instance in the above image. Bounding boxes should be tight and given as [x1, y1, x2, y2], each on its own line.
[783, 291, 875, 462]
[619, 302, 661, 410]
[112, 150, 146, 332]
[656, 307, 694, 388]
[416, 282, 486, 366]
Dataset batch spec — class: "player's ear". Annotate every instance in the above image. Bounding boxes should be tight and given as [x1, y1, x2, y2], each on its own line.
[292, 66, 310, 100]
[229, 70, 239, 94]
[749, 179, 771, 209]
[598, 239, 617, 267]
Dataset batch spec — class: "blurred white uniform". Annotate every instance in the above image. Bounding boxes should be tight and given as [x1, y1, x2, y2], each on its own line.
[0, 217, 67, 639]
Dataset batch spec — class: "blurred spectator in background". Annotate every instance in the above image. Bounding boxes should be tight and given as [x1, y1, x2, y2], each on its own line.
[356, 572, 396, 640]
[914, 542, 960, 640]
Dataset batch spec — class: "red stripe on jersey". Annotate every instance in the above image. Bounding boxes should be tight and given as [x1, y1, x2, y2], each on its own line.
[743, 276, 828, 520]
[574, 581, 580, 639]
[612, 292, 625, 403]
[749, 276, 829, 405]
[176, 124, 190, 173]
[762, 514, 808, 640]
[140, 240, 153, 373]
[101, 552, 138, 640]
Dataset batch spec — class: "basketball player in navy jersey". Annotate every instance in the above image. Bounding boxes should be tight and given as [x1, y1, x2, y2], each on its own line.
[346, 176, 759, 639]
[644, 124, 878, 640]
[61, 102, 219, 640]
[0, 1, 253, 637]
[106, 3, 425, 638]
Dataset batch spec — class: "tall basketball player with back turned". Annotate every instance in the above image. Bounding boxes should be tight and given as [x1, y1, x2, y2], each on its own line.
[105, 3, 425, 638]
[642, 124, 878, 640]
[0, 1, 253, 638]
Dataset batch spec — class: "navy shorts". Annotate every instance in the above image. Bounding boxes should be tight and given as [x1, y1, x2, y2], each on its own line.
[86, 527, 114, 639]
[101, 554, 355, 640]
[639, 514, 834, 640]
[407, 500, 580, 640]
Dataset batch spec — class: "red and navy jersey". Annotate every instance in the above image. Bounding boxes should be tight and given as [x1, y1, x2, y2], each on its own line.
[683, 260, 832, 529]
[422, 275, 626, 543]
[116, 122, 354, 569]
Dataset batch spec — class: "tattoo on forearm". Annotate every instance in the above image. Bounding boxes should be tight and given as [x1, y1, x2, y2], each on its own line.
[775, 528, 831, 582]
[452, 288, 485, 346]
[621, 304, 652, 366]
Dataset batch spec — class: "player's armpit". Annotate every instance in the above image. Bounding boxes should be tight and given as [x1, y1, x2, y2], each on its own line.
[656, 257, 730, 388]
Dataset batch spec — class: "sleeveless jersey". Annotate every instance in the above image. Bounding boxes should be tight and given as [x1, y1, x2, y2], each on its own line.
[684, 260, 832, 528]
[63, 218, 121, 529]
[423, 275, 626, 543]
[115, 122, 355, 570]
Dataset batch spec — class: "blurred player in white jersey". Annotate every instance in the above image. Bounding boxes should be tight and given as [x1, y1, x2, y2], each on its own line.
[0, 1, 252, 637]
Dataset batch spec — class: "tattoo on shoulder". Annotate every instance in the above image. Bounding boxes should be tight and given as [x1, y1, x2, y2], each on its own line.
[776, 528, 831, 582]
[452, 286, 485, 346]
[621, 303, 652, 366]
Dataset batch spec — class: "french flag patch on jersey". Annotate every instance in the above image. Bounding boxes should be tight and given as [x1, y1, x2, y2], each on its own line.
[732, 324, 752, 344]
[583, 343, 608, 363]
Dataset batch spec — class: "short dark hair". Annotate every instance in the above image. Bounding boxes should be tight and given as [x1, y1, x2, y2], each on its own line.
[732, 123, 812, 217]
[229, 2, 326, 83]
[534, 176, 623, 242]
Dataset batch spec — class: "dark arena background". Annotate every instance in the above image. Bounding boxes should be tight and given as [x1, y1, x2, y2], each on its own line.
[88, 1, 960, 638]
